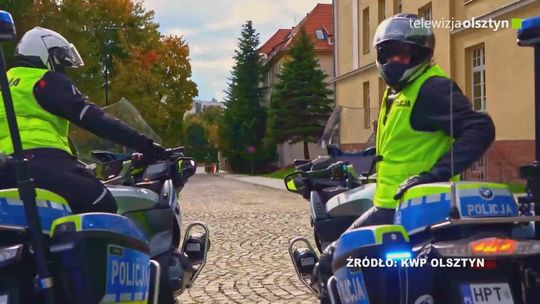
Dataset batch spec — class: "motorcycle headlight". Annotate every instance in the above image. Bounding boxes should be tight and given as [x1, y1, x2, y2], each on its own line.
[0, 245, 23, 266]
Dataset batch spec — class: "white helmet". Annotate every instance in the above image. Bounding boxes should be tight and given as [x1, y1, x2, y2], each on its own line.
[15, 26, 84, 71]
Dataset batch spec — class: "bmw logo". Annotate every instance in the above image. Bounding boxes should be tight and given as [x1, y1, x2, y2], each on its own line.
[479, 187, 494, 200]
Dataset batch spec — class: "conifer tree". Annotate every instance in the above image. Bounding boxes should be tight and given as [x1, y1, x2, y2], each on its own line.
[266, 27, 333, 159]
[220, 21, 269, 173]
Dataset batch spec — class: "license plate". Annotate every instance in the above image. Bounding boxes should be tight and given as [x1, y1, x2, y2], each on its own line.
[460, 283, 514, 304]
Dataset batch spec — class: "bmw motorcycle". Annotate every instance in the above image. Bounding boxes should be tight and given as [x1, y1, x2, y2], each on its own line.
[0, 98, 210, 304]
[287, 126, 540, 304]
[285, 145, 377, 295]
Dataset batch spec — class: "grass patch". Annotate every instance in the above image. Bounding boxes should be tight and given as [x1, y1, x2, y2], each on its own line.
[261, 166, 296, 179]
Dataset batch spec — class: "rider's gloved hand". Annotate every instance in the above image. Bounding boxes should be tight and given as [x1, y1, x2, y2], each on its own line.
[394, 172, 438, 200]
[138, 138, 167, 160]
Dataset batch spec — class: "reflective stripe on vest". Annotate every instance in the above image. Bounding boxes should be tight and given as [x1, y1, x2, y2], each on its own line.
[375, 64, 457, 209]
[0, 67, 71, 155]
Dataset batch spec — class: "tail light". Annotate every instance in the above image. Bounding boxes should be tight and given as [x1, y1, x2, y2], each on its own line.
[433, 238, 540, 258]
[471, 238, 516, 255]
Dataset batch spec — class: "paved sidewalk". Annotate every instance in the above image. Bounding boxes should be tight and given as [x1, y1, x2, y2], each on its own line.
[221, 174, 286, 190]
[197, 167, 286, 191]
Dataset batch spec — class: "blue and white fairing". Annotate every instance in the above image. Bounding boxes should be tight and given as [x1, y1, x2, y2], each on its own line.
[331, 225, 410, 304]
[395, 182, 518, 235]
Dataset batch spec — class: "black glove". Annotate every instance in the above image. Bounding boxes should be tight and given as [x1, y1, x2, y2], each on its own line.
[138, 138, 167, 160]
[393, 172, 438, 200]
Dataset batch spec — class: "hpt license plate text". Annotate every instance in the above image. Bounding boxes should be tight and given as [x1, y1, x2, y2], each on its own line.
[461, 283, 514, 304]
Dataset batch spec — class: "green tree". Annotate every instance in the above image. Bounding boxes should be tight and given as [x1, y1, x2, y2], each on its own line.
[198, 106, 224, 148]
[220, 21, 270, 173]
[183, 114, 217, 163]
[266, 27, 333, 159]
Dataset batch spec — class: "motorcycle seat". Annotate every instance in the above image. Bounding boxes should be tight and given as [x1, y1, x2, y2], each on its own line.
[0, 188, 72, 234]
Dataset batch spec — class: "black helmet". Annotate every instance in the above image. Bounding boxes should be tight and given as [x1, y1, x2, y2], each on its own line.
[373, 13, 435, 90]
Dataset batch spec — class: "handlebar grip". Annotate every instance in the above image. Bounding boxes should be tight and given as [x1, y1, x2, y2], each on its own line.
[306, 161, 346, 179]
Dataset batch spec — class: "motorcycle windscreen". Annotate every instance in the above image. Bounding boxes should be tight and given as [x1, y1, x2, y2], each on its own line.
[69, 97, 162, 163]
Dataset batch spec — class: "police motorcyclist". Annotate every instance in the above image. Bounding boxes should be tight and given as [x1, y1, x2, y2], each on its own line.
[313, 13, 495, 302]
[0, 27, 166, 214]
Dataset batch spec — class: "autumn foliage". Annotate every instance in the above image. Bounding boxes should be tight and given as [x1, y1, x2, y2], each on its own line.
[0, 0, 198, 148]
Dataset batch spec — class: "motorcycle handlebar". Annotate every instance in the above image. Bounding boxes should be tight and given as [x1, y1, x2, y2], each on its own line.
[132, 146, 186, 163]
[304, 161, 347, 180]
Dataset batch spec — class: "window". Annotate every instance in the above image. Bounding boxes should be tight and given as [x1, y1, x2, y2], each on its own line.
[363, 81, 370, 129]
[195, 103, 202, 113]
[378, 0, 386, 23]
[274, 64, 281, 78]
[362, 7, 370, 54]
[471, 46, 486, 111]
[418, 2, 432, 21]
[464, 155, 487, 181]
[353, 0, 359, 69]
[394, 0, 402, 13]
[315, 29, 325, 40]
[378, 77, 386, 107]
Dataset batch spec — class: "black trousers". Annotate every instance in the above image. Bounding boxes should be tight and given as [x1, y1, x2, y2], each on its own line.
[0, 148, 117, 214]
[348, 206, 396, 229]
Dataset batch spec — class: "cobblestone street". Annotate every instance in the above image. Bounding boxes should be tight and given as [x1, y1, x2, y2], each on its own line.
[178, 172, 318, 304]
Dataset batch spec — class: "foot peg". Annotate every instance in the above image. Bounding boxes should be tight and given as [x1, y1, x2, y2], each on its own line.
[180, 221, 210, 288]
[289, 236, 319, 294]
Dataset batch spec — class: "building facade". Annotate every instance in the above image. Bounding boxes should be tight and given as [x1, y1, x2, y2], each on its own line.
[185, 98, 226, 115]
[259, 3, 335, 167]
[334, 0, 539, 183]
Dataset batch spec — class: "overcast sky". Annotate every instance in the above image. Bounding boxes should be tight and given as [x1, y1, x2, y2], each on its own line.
[143, 0, 332, 102]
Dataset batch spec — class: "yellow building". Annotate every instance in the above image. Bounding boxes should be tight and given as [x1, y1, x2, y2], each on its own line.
[334, 0, 540, 182]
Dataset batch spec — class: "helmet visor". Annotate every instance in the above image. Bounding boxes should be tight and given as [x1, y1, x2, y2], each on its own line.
[41, 33, 85, 68]
[68, 43, 84, 67]
[373, 17, 434, 50]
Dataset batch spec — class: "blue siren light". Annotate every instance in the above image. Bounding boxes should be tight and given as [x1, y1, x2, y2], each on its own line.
[385, 250, 412, 260]
[0, 10, 16, 41]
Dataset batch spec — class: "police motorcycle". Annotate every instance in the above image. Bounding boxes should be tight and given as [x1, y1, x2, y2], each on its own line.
[284, 106, 379, 294]
[0, 12, 208, 304]
[323, 17, 540, 304]
[73, 98, 211, 304]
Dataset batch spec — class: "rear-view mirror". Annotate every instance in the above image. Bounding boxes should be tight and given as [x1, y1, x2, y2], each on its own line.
[284, 172, 307, 194]
[179, 157, 197, 178]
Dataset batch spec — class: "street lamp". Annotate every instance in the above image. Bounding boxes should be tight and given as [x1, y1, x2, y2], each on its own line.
[103, 26, 119, 106]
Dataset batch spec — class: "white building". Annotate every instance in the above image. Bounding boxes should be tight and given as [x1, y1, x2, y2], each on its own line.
[186, 98, 226, 115]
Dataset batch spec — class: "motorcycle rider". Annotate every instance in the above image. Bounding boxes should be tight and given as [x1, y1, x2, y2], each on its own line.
[0, 26, 166, 214]
[314, 13, 496, 301]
